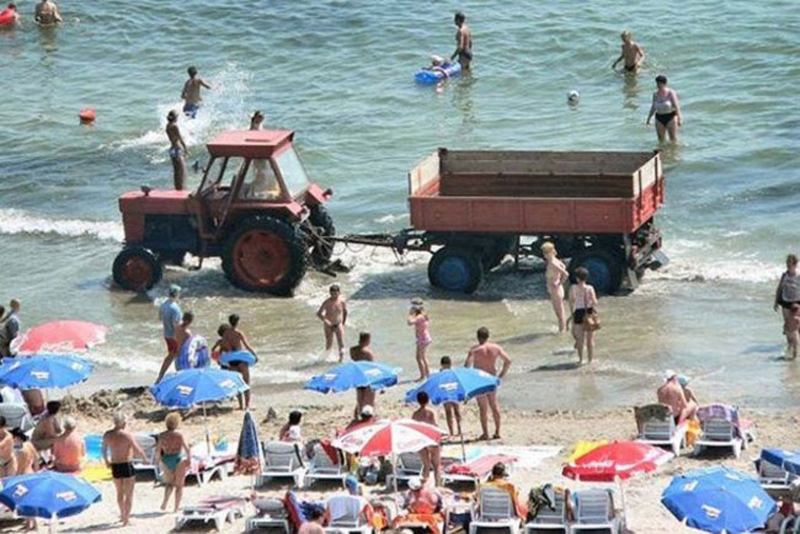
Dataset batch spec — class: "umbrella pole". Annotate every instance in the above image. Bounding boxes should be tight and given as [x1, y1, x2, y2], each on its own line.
[203, 402, 211, 453]
[457, 416, 466, 462]
[617, 477, 628, 530]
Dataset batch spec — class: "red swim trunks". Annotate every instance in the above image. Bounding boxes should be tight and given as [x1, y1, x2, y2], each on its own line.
[164, 337, 179, 356]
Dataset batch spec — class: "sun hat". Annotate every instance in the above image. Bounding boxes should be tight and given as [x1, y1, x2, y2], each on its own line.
[663, 369, 677, 382]
[345, 474, 359, 493]
[360, 405, 374, 418]
[678, 375, 691, 387]
[408, 476, 422, 490]
[169, 284, 182, 296]
[430, 55, 444, 65]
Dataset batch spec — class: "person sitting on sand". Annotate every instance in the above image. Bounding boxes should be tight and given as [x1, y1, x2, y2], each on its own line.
[155, 412, 191, 513]
[102, 412, 147, 527]
[279, 410, 303, 443]
[657, 370, 691, 423]
[483, 462, 527, 518]
[34, 0, 61, 25]
[52, 416, 86, 473]
[0, 416, 16, 477]
[324, 475, 374, 527]
[31, 400, 63, 452]
[299, 507, 326, 534]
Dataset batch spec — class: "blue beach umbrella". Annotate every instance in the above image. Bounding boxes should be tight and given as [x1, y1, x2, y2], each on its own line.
[404, 367, 499, 405]
[150, 368, 248, 408]
[0, 353, 93, 390]
[219, 350, 258, 367]
[0, 471, 101, 519]
[661, 466, 776, 533]
[305, 361, 400, 394]
[236, 411, 262, 487]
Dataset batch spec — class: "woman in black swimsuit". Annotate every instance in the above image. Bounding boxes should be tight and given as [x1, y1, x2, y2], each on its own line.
[774, 254, 800, 359]
[569, 267, 599, 365]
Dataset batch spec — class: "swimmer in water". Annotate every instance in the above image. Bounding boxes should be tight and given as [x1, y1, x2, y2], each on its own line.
[612, 30, 645, 73]
[34, 0, 60, 25]
[0, 3, 20, 26]
[165, 110, 187, 190]
[646, 75, 682, 143]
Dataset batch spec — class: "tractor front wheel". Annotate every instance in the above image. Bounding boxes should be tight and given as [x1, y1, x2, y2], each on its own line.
[222, 217, 307, 296]
[112, 246, 163, 292]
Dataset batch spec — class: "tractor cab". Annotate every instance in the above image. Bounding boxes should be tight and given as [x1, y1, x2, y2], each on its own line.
[113, 128, 335, 295]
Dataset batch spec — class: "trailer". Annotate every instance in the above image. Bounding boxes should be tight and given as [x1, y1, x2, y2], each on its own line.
[334, 149, 668, 295]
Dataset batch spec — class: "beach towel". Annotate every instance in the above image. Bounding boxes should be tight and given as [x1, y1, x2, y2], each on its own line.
[445, 453, 518, 477]
[697, 404, 752, 439]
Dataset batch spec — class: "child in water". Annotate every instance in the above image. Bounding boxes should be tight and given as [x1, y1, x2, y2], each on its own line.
[407, 298, 431, 381]
[426, 55, 453, 77]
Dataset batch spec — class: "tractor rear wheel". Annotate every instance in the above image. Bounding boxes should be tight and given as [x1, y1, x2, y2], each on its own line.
[222, 216, 307, 296]
[568, 249, 624, 295]
[112, 246, 163, 292]
[309, 205, 336, 266]
[428, 246, 483, 294]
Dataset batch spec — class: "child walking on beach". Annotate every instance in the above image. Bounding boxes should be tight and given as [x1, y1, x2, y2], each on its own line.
[440, 356, 461, 437]
[407, 298, 431, 381]
[317, 284, 348, 362]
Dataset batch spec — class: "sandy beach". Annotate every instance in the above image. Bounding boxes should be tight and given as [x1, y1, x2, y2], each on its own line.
[1, 383, 796, 533]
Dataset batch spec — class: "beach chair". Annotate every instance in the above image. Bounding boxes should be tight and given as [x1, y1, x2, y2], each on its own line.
[635, 404, 685, 456]
[570, 489, 620, 534]
[183, 440, 237, 487]
[175, 495, 247, 531]
[443, 454, 518, 488]
[469, 487, 521, 534]
[257, 441, 306, 487]
[304, 442, 348, 488]
[693, 404, 754, 459]
[131, 432, 158, 479]
[324, 494, 374, 534]
[394, 452, 425, 486]
[524, 486, 569, 534]
[246, 497, 291, 534]
[0, 402, 34, 433]
[756, 449, 798, 496]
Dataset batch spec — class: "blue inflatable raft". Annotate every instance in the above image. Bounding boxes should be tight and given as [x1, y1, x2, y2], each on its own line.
[414, 62, 461, 84]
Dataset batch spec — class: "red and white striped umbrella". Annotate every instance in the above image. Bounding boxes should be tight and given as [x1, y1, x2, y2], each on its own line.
[332, 418, 444, 456]
[11, 321, 107, 354]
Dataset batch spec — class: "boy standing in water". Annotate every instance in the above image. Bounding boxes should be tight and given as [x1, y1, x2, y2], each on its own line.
[317, 284, 347, 361]
[612, 30, 645, 73]
[165, 110, 187, 190]
[181, 66, 212, 118]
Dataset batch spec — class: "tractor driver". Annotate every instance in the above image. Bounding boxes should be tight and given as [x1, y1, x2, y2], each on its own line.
[244, 159, 280, 199]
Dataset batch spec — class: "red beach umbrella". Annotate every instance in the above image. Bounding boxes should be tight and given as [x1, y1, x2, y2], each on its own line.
[332, 418, 444, 457]
[562, 441, 673, 482]
[12, 320, 107, 354]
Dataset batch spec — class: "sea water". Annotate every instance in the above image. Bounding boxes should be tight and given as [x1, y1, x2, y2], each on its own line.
[1, 0, 799, 410]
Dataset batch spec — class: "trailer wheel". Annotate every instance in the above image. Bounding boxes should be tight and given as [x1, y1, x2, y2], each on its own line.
[309, 205, 335, 266]
[568, 250, 623, 295]
[222, 216, 307, 296]
[428, 247, 483, 293]
[112, 246, 163, 292]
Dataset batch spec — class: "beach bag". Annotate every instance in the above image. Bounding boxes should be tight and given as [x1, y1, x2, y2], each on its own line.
[584, 311, 601, 331]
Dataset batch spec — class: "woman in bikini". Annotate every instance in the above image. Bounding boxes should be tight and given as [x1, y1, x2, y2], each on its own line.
[568, 267, 598, 365]
[646, 75, 682, 142]
[541, 242, 569, 333]
[774, 254, 800, 360]
[155, 412, 191, 513]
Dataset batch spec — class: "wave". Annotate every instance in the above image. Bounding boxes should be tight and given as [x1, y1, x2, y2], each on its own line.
[0, 209, 123, 242]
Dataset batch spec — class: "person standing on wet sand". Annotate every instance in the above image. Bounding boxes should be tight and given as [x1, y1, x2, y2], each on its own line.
[450, 11, 473, 71]
[102, 412, 147, 527]
[612, 30, 645, 73]
[165, 110, 187, 190]
[646, 75, 682, 143]
[181, 66, 212, 118]
[221, 313, 258, 410]
[317, 284, 348, 362]
[156, 284, 183, 383]
[465, 327, 511, 440]
[350, 332, 377, 417]
[774, 254, 800, 360]
[568, 267, 598, 365]
[541, 242, 569, 333]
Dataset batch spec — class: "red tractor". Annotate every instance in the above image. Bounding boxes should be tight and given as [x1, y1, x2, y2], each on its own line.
[112, 129, 336, 296]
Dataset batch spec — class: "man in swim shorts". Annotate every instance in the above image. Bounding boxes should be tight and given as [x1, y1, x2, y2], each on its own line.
[465, 327, 511, 440]
[156, 284, 183, 383]
[612, 30, 645, 73]
[181, 66, 212, 118]
[34, 0, 61, 25]
[165, 110, 187, 190]
[102, 412, 146, 526]
[450, 11, 473, 70]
